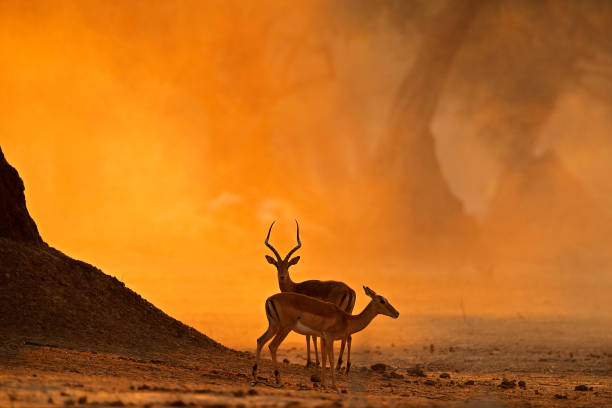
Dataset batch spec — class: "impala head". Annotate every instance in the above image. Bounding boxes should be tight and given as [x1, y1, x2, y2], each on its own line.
[265, 220, 302, 282]
[364, 286, 399, 319]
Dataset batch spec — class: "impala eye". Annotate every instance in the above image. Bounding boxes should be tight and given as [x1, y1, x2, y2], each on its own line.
[380, 299, 386, 304]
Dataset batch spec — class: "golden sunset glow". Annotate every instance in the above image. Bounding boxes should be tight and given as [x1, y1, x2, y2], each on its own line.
[2, 1, 612, 349]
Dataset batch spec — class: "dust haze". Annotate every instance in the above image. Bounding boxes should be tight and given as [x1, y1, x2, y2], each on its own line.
[2, 0, 612, 348]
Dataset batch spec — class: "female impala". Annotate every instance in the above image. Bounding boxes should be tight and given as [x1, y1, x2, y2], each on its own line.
[265, 221, 356, 370]
[252, 286, 399, 390]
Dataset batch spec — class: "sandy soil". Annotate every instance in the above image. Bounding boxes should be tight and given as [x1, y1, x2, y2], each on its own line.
[2, 317, 612, 408]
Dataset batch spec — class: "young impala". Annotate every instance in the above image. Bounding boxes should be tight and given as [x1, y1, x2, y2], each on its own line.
[265, 221, 356, 371]
[252, 286, 399, 390]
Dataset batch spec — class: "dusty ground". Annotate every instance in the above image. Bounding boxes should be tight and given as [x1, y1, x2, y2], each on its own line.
[2, 317, 612, 408]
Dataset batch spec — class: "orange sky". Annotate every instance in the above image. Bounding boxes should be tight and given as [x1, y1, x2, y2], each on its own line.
[2, 1, 612, 348]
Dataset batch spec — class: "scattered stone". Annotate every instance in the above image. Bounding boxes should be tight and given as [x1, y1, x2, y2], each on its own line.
[518, 380, 526, 389]
[499, 378, 517, 389]
[108, 402, 125, 407]
[406, 365, 426, 377]
[449, 346, 455, 352]
[64, 400, 75, 406]
[341, 389, 348, 394]
[575, 384, 593, 391]
[439, 373, 451, 379]
[554, 394, 568, 400]
[310, 374, 321, 383]
[464, 380, 475, 386]
[430, 344, 435, 353]
[247, 389, 258, 396]
[48, 397, 54, 404]
[77, 396, 87, 404]
[232, 390, 246, 397]
[167, 401, 187, 407]
[385, 371, 404, 379]
[137, 384, 151, 391]
[535, 390, 539, 395]
[283, 358, 290, 364]
[370, 363, 387, 372]
[424, 379, 436, 386]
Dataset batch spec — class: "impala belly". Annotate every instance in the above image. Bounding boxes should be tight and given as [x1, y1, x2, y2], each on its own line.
[294, 320, 320, 336]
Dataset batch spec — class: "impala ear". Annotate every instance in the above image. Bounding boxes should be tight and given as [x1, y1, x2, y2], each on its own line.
[288, 256, 300, 266]
[363, 286, 376, 298]
[265, 255, 277, 265]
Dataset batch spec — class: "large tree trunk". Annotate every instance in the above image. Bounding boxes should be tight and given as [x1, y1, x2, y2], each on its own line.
[379, 0, 483, 262]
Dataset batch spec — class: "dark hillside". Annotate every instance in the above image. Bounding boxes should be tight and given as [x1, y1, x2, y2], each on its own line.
[0, 146, 225, 358]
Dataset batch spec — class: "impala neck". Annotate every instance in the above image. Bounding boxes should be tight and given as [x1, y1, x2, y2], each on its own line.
[347, 300, 379, 335]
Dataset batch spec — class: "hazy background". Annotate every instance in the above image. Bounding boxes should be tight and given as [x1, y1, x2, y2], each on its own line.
[2, 0, 612, 349]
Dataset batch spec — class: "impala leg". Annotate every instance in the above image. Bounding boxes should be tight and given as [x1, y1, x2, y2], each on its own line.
[268, 327, 291, 384]
[253, 325, 277, 380]
[306, 335, 312, 367]
[313, 336, 320, 367]
[345, 335, 352, 375]
[336, 338, 346, 371]
[320, 338, 327, 389]
[326, 337, 337, 391]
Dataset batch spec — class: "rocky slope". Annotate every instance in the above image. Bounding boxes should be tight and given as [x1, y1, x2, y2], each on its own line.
[0, 146, 224, 358]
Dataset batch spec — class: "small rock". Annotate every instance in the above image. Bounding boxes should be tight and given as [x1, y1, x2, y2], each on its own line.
[406, 365, 426, 377]
[64, 400, 75, 406]
[341, 389, 348, 394]
[499, 378, 516, 389]
[48, 397, 54, 404]
[535, 390, 540, 395]
[167, 401, 187, 407]
[439, 373, 451, 379]
[370, 363, 387, 372]
[424, 379, 436, 386]
[247, 389, 258, 396]
[464, 380, 475, 386]
[77, 396, 87, 404]
[575, 384, 593, 391]
[232, 390, 246, 397]
[310, 374, 321, 383]
[554, 394, 568, 399]
[518, 380, 526, 389]
[388, 371, 404, 379]
[283, 358, 290, 364]
[430, 344, 435, 353]
[449, 346, 455, 352]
